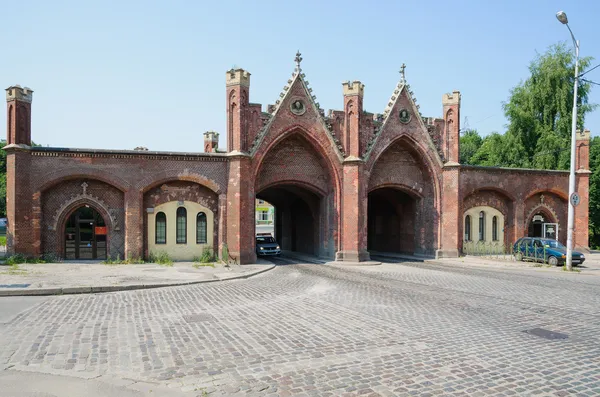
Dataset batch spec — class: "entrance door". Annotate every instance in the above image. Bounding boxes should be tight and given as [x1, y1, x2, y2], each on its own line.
[64, 206, 107, 260]
[543, 223, 558, 240]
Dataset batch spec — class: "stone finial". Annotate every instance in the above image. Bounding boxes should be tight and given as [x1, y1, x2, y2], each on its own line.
[226, 68, 251, 87]
[442, 90, 461, 105]
[399, 63, 406, 84]
[295, 50, 303, 70]
[342, 81, 365, 97]
[576, 129, 591, 141]
[6, 85, 34, 103]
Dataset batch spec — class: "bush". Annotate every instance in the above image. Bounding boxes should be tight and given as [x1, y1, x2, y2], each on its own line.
[5, 254, 47, 265]
[148, 251, 173, 266]
[0, 236, 6, 246]
[197, 247, 215, 263]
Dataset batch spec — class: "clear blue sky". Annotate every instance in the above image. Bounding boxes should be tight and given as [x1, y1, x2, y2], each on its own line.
[2, 0, 599, 151]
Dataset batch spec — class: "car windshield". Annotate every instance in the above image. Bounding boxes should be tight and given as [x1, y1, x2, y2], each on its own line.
[256, 236, 276, 244]
[542, 240, 564, 249]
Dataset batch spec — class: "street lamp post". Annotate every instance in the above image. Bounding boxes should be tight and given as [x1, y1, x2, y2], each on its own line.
[556, 11, 579, 271]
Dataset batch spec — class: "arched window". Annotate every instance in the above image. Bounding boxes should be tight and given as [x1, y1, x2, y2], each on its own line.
[176, 207, 187, 244]
[479, 211, 486, 241]
[196, 212, 207, 244]
[155, 212, 166, 244]
[8, 105, 13, 144]
[464, 215, 472, 241]
[492, 216, 498, 241]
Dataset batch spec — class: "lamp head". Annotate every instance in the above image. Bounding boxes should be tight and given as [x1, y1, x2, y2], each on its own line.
[556, 11, 568, 25]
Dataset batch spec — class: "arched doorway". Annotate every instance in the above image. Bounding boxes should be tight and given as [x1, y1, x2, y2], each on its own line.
[257, 184, 322, 256]
[253, 133, 338, 259]
[527, 210, 558, 240]
[64, 206, 107, 260]
[368, 187, 417, 254]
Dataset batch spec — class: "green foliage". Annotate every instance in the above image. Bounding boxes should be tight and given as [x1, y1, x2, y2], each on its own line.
[192, 248, 216, 268]
[589, 137, 600, 248]
[195, 247, 215, 263]
[464, 43, 596, 170]
[459, 129, 483, 165]
[148, 251, 173, 266]
[5, 254, 46, 265]
[0, 236, 6, 246]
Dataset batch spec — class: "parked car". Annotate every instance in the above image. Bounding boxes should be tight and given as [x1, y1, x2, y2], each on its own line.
[0, 218, 6, 236]
[513, 237, 585, 266]
[256, 234, 281, 256]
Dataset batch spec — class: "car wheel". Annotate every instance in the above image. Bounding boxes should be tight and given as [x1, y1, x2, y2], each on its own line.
[515, 252, 523, 261]
[547, 256, 558, 266]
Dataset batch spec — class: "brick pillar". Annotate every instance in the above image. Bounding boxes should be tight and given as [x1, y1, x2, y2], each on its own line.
[436, 164, 460, 258]
[226, 153, 256, 264]
[575, 171, 590, 251]
[226, 69, 250, 153]
[442, 91, 461, 163]
[576, 129, 590, 171]
[341, 80, 365, 157]
[5, 149, 36, 256]
[124, 190, 143, 259]
[6, 85, 33, 146]
[514, 200, 526, 242]
[336, 159, 370, 262]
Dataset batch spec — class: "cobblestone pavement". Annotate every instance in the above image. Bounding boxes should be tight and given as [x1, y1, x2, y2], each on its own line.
[2, 257, 600, 396]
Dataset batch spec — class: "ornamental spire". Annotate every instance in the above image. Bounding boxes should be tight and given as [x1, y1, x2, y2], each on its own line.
[295, 50, 303, 71]
[399, 63, 406, 84]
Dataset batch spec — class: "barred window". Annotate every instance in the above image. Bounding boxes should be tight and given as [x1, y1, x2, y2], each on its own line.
[479, 211, 486, 241]
[196, 212, 207, 244]
[155, 212, 166, 244]
[492, 216, 498, 241]
[176, 207, 187, 244]
[464, 215, 471, 241]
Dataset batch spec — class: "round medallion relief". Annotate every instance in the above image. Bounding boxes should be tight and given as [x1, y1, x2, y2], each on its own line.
[399, 108, 411, 124]
[290, 99, 306, 116]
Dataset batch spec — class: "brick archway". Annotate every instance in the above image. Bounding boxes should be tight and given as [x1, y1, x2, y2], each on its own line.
[253, 131, 339, 258]
[56, 200, 113, 260]
[368, 137, 438, 256]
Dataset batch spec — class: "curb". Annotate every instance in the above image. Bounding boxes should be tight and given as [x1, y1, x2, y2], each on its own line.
[0, 264, 275, 297]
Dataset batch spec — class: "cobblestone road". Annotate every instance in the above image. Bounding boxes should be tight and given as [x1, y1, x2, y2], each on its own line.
[1, 257, 600, 396]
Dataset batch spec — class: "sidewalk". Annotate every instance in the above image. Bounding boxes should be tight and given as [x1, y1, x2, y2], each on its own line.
[371, 251, 600, 275]
[0, 260, 275, 296]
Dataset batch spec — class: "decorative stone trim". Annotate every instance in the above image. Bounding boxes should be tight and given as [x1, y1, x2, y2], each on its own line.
[50, 182, 117, 231]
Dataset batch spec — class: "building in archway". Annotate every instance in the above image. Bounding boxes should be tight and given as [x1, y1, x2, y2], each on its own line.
[4, 54, 591, 263]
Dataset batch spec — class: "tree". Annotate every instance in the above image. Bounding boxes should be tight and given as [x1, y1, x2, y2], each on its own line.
[503, 42, 596, 170]
[589, 137, 600, 248]
[459, 129, 483, 165]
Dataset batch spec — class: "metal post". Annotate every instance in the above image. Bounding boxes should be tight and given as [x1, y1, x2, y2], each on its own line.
[566, 35, 580, 271]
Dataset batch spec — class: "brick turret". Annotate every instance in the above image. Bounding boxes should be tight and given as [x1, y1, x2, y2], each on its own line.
[442, 91, 461, 164]
[341, 81, 365, 158]
[6, 85, 33, 146]
[576, 129, 590, 170]
[226, 69, 250, 152]
[204, 131, 219, 153]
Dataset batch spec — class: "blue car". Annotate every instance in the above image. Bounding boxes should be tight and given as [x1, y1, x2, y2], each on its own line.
[513, 237, 585, 266]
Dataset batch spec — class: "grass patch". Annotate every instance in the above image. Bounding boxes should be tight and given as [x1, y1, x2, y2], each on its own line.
[562, 265, 581, 273]
[148, 251, 173, 267]
[102, 256, 146, 265]
[192, 248, 216, 269]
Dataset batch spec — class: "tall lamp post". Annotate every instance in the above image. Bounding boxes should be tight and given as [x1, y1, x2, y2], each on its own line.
[556, 10, 579, 271]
